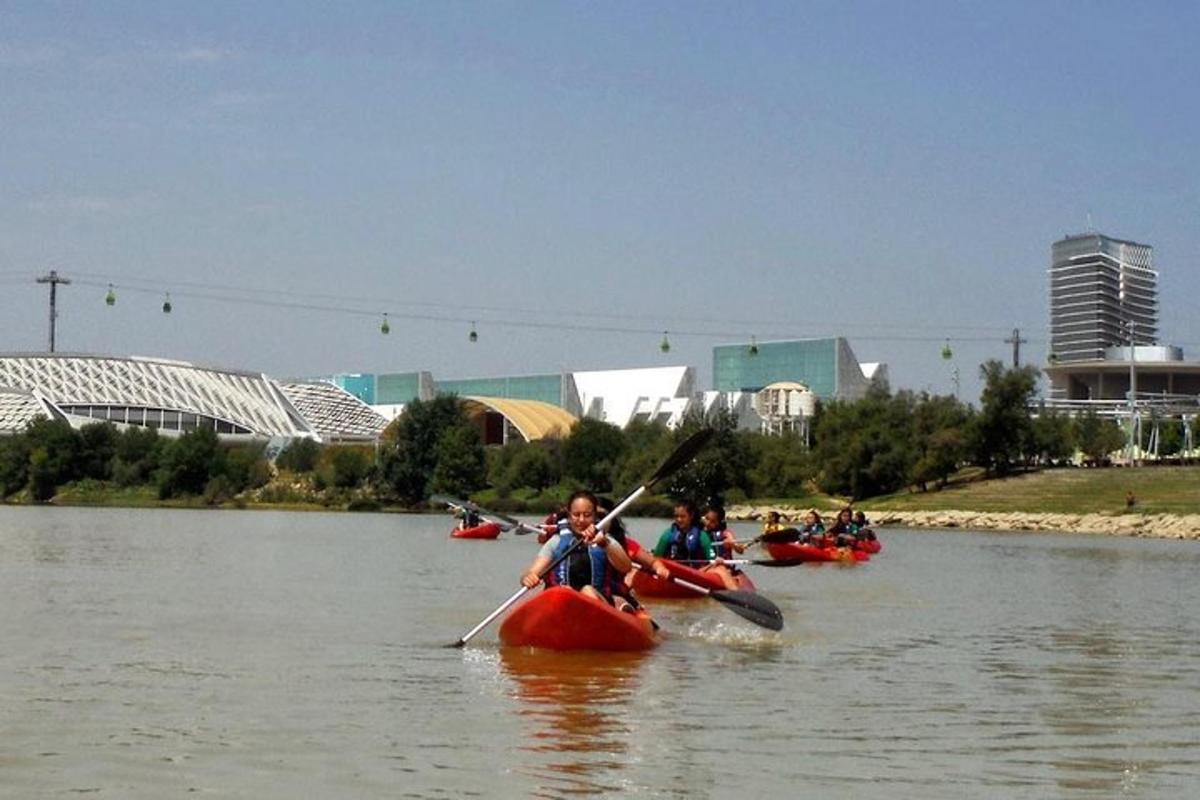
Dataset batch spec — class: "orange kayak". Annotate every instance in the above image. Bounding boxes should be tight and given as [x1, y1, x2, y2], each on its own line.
[450, 522, 502, 540]
[498, 587, 659, 651]
[764, 542, 869, 563]
[630, 558, 755, 599]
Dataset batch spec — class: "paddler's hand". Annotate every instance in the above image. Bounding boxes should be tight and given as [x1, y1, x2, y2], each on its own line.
[581, 524, 607, 547]
[652, 560, 670, 580]
[520, 571, 541, 589]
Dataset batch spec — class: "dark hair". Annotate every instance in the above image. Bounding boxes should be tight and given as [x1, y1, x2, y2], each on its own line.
[705, 504, 727, 531]
[675, 500, 700, 527]
[568, 490, 599, 512]
[595, 496, 627, 542]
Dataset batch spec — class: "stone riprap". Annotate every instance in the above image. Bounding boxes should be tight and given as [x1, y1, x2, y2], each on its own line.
[725, 505, 1200, 540]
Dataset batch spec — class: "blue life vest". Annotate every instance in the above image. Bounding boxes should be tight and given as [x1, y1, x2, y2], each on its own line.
[546, 531, 623, 600]
[713, 527, 734, 560]
[664, 524, 707, 561]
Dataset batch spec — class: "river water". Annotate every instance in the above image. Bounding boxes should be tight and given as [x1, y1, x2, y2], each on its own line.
[1, 506, 1198, 799]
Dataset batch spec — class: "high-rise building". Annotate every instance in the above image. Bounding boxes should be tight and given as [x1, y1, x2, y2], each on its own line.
[1049, 233, 1157, 363]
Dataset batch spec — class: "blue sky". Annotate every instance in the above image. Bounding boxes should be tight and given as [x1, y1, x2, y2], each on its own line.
[2, 1, 1197, 401]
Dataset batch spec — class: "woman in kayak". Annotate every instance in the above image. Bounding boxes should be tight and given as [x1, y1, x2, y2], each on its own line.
[702, 504, 745, 589]
[798, 509, 825, 544]
[826, 506, 860, 548]
[520, 490, 635, 609]
[654, 501, 739, 591]
[762, 510, 786, 534]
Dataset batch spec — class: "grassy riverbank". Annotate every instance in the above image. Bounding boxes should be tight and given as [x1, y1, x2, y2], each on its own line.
[6, 466, 1199, 520]
[863, 466, 1200, 516]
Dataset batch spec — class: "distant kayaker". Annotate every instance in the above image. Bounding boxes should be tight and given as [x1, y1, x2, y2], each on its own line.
[653, 501, 739, 591]
[520, 490, 636, 611]
[762, 510, 786, 534]
[827, 507, 860, 548]
[799, 509, 825, 543]
[852, 510, 877, 543]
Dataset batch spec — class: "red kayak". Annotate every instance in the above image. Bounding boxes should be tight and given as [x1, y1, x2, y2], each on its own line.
[630, 558, 755, 599]
[856, 537, 882, 555]
[498, 587, 659, 651]
[450, 522, 502, 540]
[765, 541, 869, 563]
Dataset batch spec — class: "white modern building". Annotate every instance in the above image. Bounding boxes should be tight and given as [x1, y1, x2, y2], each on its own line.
[0, 353, 387, 443]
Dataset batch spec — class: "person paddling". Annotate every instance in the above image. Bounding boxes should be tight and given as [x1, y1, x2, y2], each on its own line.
[702, 504, 745, 590]
[520, 491, 636, 611]
[653, 500, 739, 591]
[826, 506, 860, 548]
[799, 509, 825, 544]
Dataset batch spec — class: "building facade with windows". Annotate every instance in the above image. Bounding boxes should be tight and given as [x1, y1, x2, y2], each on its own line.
[1049, 233, 1158, 364]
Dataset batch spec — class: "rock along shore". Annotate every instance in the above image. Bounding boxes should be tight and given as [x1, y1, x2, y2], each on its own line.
[725, 505, 1200, 541]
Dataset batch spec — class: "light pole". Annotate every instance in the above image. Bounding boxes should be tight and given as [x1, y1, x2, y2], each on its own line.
[36, 270, 71, 352]
[1127, 320, 1139, 465]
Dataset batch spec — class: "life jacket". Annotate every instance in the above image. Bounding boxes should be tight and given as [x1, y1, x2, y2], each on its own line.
[545, 531, 624, 600]
[712, 527, 734, 560]
[663, 524, 708, 561]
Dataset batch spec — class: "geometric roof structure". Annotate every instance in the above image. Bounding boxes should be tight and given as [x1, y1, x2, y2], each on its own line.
[277, 380, 387, 442]
[572, 366, 695, 427]
[0, 387, 54, 431]
[0, 353, 382, 443]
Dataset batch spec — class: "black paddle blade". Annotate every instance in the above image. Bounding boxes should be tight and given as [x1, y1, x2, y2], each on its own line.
[710, 589, 784, 631]
[759, 528, 803, 544]
[749, 558, 808, 567]
[647, 428, 714, 489]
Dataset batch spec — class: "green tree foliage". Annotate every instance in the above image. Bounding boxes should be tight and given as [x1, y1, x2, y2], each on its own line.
[1157, 418, 1183, 457]
[1029, 411, 1075, 465]
[1073, 412, 1126, 464]
[22, 418, 83, 501]
[224, 443, 272, 493]
[969, 361, 1040, 475]
[157, 426, 225, 498]
[77, 422, 119, 481]
[909, 394, 971, 491]
[0, 434, 32, 497]
[431, 426, 487, 497]
[561, 417, 627, 492]
[744, 431, 811, 498]
[112, 426, 164, 486]
[663, 407, 753, 505]
[487, 440, 558, 495]
[377, 395, 482, 504]
[812, 385, 917, 500]
[315, 445, 375, 490]
[275, 438, 321, 472]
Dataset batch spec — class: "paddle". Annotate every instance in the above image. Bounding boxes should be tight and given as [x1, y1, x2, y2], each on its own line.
[671, 557, 811, 568]
[431, 494, 516, 532]
[446, 428, 716, 648]
[631, 564, 784, 631]
[757, 527, 805, 544]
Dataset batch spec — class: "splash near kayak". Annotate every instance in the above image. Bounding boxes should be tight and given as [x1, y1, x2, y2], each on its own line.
[499, 587, 659, 651]
[629, 557, 756, 599]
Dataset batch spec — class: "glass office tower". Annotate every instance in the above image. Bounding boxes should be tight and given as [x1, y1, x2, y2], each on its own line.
[1049, 233, 1157, 363]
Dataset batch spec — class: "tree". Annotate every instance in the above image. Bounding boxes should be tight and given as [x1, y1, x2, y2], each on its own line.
[969, 361, 1039, 475]
[909, 393, 971, 490]
[1031, 411, 1074, 465]
[21, 418, 82, 500]
[276, 438, 320, 473]
[745, 432, 811, 498]
[812, 385, 917, 499]
[377, 395, 482, 505]
[112, 426, 164, 486]
[157, 426, 224, 498]
[1073, 412, 1125, 465]
[430, 426, 487, 497]
[561, 418, 627, 492]
[0, 434, 32, 497]
[662, 407, 753, 505]
[77, 422, 119, 481]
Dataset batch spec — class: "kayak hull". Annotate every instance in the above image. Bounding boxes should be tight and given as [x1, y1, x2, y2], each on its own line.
[765, 542, 868, 563]
[451, 522, 502, 540]
[499, 586, 659, 651]
[630, 558, 756, 598]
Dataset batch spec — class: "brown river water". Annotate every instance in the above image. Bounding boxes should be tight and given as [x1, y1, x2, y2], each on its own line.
[2, 506, 1198, 798]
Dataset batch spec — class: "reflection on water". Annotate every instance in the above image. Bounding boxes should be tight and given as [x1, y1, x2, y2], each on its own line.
[499, 648, 647, 798]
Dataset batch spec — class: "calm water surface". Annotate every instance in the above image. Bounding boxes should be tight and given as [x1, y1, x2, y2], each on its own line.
[2, 506, 1198, 798]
